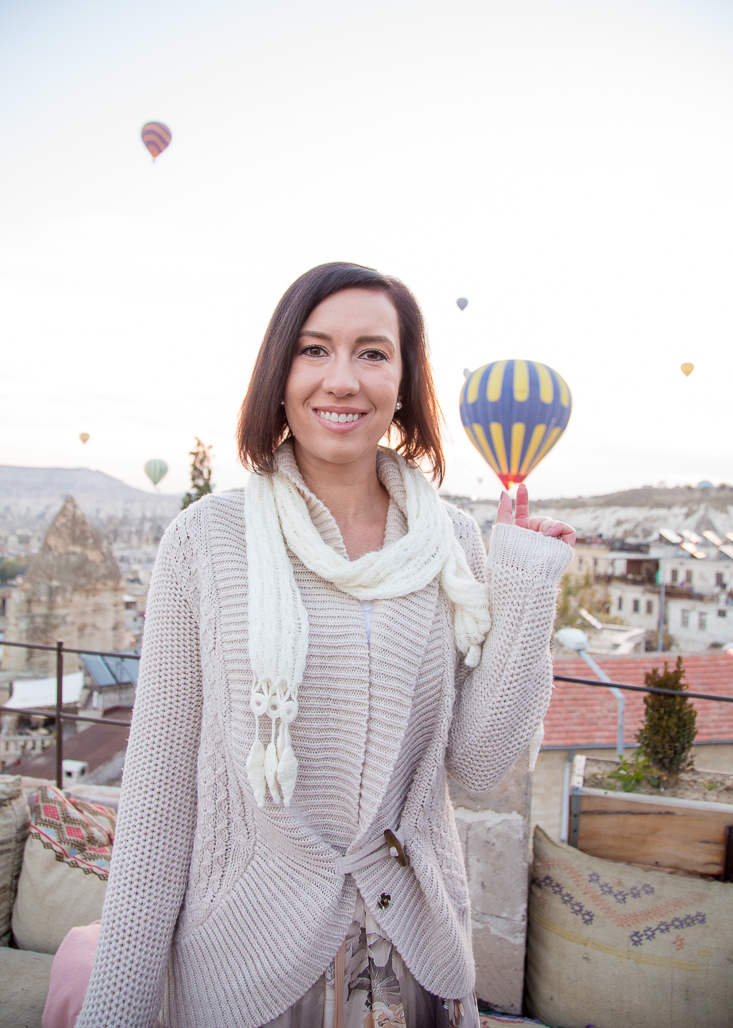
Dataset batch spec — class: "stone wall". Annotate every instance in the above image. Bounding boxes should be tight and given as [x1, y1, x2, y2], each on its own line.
[449, 749, 531, 1015]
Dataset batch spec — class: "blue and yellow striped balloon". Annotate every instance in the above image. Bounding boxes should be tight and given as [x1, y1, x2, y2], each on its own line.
[459, 360, 572, 490]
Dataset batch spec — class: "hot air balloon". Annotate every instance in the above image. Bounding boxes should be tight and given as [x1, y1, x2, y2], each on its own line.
[456, 298, 468, 311]
[141, 122, 172, 160]
[680, 362, 694, 377]
[79, 432, 90, 445]
[144, 459, 169, 487]
[459, 360, 572, 491]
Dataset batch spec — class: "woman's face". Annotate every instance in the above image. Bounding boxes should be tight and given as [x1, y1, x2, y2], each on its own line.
[284, 287, 403, 469]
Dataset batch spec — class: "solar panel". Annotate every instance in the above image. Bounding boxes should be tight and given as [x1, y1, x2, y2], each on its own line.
[659, 528, 682, 544]
[702, 530, 723, 546]
[680, 529, 702, 544]
[680, 542, 706, 558]
[718, 545, 733, 560]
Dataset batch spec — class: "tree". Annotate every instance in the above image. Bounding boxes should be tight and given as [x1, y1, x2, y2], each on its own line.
[554, 571, 623, 631]
[181, 438, 214, 510]
[636, 657, 697, 779]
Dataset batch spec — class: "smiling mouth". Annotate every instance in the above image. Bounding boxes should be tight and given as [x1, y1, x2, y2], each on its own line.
[313, 409, 368, 424]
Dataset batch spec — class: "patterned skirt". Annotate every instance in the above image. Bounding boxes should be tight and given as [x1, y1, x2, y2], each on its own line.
[262, 894, 480, 1028]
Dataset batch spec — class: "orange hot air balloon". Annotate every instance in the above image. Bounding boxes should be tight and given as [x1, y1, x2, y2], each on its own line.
[141, 122, 172, 160]
[79, 432, 90, 444]
[680, 363, 694, 377]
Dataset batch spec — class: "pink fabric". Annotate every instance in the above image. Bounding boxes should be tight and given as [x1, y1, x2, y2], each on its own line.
[42, 922, 100, 1028]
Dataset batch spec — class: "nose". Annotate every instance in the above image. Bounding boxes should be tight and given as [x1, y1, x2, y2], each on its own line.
[322, 349, 359, 397]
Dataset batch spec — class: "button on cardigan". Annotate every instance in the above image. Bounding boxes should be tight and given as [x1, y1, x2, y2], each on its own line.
[76, 448, 572, 1028]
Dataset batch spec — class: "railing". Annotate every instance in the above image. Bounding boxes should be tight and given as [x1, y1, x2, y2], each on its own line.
[0, 640, 138, 789]
[1, 640, 731, 793]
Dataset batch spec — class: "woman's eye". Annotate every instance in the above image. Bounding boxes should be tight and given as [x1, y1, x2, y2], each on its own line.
[360, 349, 388, 361]
[300, 345, 327, 357]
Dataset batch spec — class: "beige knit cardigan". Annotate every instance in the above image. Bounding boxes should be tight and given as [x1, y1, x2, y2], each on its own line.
[77, 446, 572, 1028]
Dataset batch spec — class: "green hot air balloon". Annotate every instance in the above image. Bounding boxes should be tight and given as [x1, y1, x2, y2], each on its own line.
[144, 459, 169, 487]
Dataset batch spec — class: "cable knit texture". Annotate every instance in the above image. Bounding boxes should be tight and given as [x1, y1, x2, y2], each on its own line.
[245, 443, 492, 806]
[76, 450, 571, 1028]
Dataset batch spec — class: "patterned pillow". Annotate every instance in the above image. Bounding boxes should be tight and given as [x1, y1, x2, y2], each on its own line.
[11, 784, 116, 954]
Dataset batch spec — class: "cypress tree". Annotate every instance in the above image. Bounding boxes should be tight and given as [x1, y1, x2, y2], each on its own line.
[636, 657, 697, 779]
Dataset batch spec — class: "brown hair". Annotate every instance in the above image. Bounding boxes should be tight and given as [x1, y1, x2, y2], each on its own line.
[237, 262, 445, 482]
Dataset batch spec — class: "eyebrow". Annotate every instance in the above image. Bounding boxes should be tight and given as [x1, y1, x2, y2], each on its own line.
[299, 330, 395, 345]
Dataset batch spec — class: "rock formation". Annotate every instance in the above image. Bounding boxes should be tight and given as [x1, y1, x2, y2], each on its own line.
[3, 496, 127, 675]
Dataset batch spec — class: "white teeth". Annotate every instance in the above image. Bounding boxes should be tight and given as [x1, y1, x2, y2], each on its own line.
[316, 410, 363, 423]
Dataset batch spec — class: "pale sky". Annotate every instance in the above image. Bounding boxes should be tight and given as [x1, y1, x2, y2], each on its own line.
[2, 0, 733, 500]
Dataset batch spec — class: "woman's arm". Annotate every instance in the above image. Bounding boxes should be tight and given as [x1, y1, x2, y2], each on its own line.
[76, 515, 204, 1028]
[446, 489, 572, 793]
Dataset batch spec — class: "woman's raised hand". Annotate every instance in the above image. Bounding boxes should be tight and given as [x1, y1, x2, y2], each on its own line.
[496, 484, 576, 547]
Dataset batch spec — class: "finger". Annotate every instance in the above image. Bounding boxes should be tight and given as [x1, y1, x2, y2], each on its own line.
[559, 525, 576, 547]
[496, 490, 513, 524]
[514, 483, 530, 528]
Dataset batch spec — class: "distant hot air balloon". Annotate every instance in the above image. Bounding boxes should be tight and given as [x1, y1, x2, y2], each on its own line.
[680, 362, 694, 377]
[459, 360, 572, 491]
[141, 122, 172, 160]
[144, 459, 169, 487]
[79, 432, 90, 445]
[456, 298, 468, 311]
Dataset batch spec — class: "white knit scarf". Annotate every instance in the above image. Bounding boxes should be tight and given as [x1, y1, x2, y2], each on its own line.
[245, 448, 491, 807]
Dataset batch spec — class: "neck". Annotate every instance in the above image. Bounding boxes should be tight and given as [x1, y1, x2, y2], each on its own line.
[292, 441, 390, 559]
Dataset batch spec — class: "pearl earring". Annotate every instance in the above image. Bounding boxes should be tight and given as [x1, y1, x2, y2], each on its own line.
[395, 401, 402, 411]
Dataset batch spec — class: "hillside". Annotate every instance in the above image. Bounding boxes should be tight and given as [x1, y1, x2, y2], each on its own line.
[0, 466, 180, 520]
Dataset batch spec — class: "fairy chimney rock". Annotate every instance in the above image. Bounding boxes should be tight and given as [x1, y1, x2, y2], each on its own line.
[3, 496, 128, 676]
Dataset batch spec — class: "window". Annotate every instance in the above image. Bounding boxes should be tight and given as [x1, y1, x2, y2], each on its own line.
[718, 609, 727, 618]
[671, 569, 678, 583]
[618, 596, 623, 611]
[716, 573, 725, 588]
[685, 570, 693, 584]
[646, 600, 654, 615]
[699, 612, 707, 630]
[633, 599, 640, 612]
[681, 610, 690, 628]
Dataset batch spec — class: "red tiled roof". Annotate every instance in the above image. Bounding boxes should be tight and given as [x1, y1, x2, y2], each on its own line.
[6, 717, 130, 779]
[546, 653, 733, 747]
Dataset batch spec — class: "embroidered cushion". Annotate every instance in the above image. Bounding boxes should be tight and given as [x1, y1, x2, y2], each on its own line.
[11, 784, 115, 954]
[0, 775, 31, 946]
[525, 826, 733, 1028]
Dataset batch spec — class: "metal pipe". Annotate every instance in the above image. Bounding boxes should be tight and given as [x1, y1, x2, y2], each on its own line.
[1, 639, 140, 660]
[559, 747, 576, 844]
[553, 674, 733, 703]
[55, 641, 63, 789]
[657, 556, 666, 652]
[0, 706, 131, 727]
[578, 649, 625, 760]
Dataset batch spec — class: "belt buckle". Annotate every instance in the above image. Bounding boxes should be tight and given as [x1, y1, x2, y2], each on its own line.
[384, 829, 409, 867]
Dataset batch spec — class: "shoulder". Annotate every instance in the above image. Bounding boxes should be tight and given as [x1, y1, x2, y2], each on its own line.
[158, 489, 247, 564]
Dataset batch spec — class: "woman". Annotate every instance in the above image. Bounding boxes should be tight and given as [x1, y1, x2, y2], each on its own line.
[74, 262, 574, 1028]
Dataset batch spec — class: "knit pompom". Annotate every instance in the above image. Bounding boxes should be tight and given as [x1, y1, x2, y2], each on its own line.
[264, 742, 281, 804]
[277, 743, 298, 807]
[464, 643, 482, 667]
[245, 739, 266, 807]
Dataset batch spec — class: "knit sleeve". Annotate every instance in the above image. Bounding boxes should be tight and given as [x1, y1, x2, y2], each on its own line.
[446, 519, 571, 793]
[76, 513, 204, 1028]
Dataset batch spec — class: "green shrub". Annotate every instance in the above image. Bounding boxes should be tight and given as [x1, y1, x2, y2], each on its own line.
[636, 657, 697, 778]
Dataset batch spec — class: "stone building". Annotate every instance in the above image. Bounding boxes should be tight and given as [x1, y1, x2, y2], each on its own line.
[2, 496, 128, 676]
